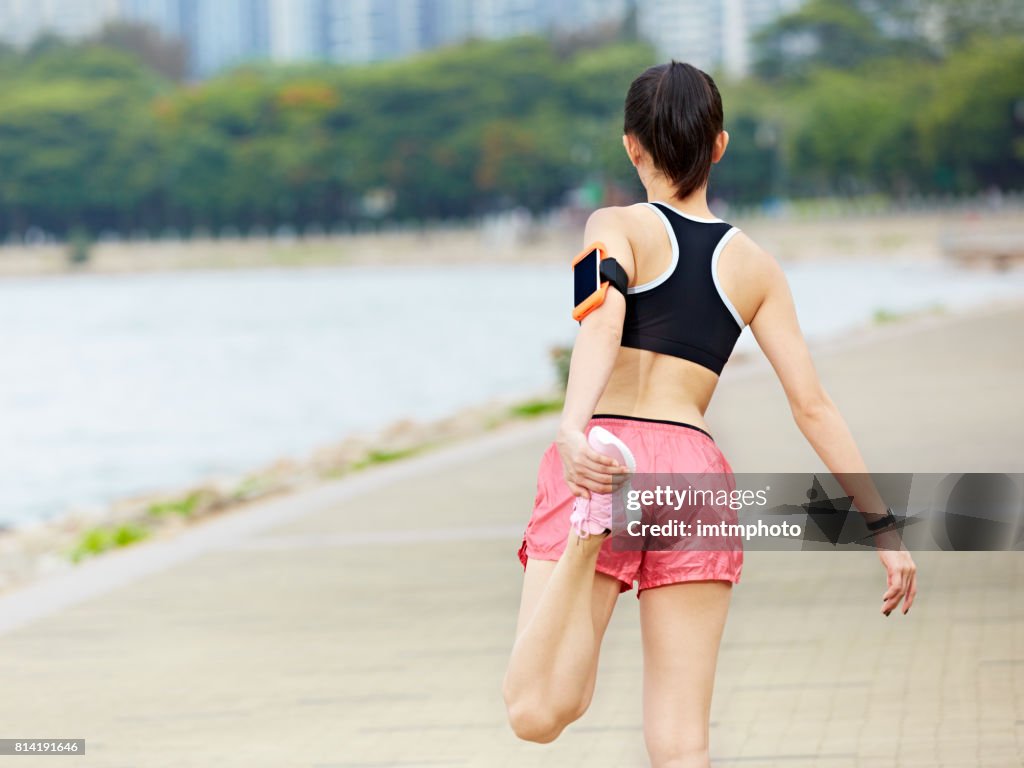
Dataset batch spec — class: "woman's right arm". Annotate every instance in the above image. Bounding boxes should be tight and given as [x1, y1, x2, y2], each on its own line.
[747, 250, 917, 616]
[556, 208, 636, 500]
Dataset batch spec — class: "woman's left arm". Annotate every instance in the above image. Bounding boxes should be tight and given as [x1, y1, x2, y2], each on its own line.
[556, 208, 636, 499]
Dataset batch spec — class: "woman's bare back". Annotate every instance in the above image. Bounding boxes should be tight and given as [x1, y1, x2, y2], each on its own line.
[593, 202, 769, 433]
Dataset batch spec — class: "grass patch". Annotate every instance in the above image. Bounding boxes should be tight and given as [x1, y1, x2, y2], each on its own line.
[351, 446, 422, 470]
[507, 398, 563, 418]
[69, 523, 150, 563]
[147, 490, 203, 518]
[873, 303, 946, 326]
[873, 308, 904, 324]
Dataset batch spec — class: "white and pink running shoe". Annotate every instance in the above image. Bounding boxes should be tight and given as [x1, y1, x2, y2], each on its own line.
[569, 425, 637, 539]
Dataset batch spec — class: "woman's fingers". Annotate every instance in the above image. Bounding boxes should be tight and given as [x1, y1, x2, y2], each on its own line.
[903, 569, 917, 614]
[564, 445, 631, 496]
[566, 478, 590, 499]
[877, 551, 917, 617]
[578, 461, 618, 481]
[583, 449, 628, 474]
[563, 461, 611, 494]
[571, 459, 622, 490]
[586, 449, 621, 468]
[882, 568, 905, 616]
[576, 469, 616, 493]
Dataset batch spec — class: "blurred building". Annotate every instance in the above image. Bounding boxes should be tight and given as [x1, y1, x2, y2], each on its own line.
[638, 0, 803, 77]
[638, 0, 721, 73]
[119, 0, 269, 76]
[432, 0, 473, 45]
[322, 0, 631, 64]
[0, 0, 804, 80]
[325, 0, 431, 63]
[191, 0, 267, 75]
[467, 0, 547, 39]
[468, 0, 630, 39]
[268, 0, 322, 62]
[551, 0, 631, 34]
[0, 0, 121, 47]
[0, 0, 633, 71]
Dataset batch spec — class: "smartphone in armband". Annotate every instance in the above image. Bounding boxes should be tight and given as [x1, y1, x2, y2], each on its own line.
[572, 241, 628, 322]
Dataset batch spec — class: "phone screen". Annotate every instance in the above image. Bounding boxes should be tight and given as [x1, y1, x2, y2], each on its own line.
[573, 248, 600, 308]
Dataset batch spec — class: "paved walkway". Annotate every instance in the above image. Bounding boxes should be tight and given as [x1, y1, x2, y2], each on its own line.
[1, 304, 1022, 768]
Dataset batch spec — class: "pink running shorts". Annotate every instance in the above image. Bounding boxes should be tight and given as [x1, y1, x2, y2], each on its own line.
[517, 414, 743, 595]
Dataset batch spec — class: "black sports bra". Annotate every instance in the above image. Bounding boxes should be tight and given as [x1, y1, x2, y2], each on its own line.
[620, 201, 745, 376]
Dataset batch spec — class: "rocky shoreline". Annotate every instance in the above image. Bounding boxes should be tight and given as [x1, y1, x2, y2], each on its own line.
[0, 389, 563, 596]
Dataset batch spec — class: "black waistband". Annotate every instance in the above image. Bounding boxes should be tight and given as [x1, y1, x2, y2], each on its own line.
[590, 413, 714, 442]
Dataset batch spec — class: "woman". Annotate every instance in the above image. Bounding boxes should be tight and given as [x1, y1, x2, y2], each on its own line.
[502, 61, 918, 767]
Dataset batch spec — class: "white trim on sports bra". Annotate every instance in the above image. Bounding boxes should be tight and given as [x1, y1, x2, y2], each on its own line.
[629, 202, 680, 294]
[651, 199, 725, 224]
[712, 227, 745, 328]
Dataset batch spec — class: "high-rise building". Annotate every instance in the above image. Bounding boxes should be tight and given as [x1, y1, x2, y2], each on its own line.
[327, 0, 387, 63]
[637, 0, 801, 77]
[0, 0, 636, 76]
[268, 0, 323, 62]
[325, 0, 433, 64]
[431, 0, 473, 46]
[0, 0, 121, 47]
[468, 0, 546, 39]
[436, 0, 631, 43]
[180, 0, 267, 76]
[549, 0, 631, 35]
[638, 0, 722, 72]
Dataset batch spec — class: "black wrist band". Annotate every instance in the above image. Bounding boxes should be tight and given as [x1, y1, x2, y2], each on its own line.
[865, 508, 896, 531]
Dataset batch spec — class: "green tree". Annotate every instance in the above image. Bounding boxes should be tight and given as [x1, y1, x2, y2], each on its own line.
[915, 38, 1024, 192]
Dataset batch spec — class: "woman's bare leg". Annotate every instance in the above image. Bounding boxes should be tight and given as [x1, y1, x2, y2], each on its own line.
[502, 532, 622, 743]
[639, 580, 733, 768]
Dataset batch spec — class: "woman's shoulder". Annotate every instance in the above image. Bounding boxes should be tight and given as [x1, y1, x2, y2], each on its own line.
[584, 204, 635, 228]
[716, 228, 787, 322]
[720, 228, 777, 275]
[584, 203, 665, 241]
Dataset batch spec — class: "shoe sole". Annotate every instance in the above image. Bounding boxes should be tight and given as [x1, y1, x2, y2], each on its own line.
[588, 425, 637, 472]
[587, 426, 639, 527]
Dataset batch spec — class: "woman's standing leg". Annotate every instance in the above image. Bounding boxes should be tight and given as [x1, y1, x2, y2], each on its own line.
[503, 532, 623, 743]
[639, 580, 733, 768]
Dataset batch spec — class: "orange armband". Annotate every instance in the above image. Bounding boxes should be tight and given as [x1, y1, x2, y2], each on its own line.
[572, 241, 628, 322]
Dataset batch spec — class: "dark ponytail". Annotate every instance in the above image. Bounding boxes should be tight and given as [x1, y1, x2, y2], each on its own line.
[623, 60, 724, 199]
